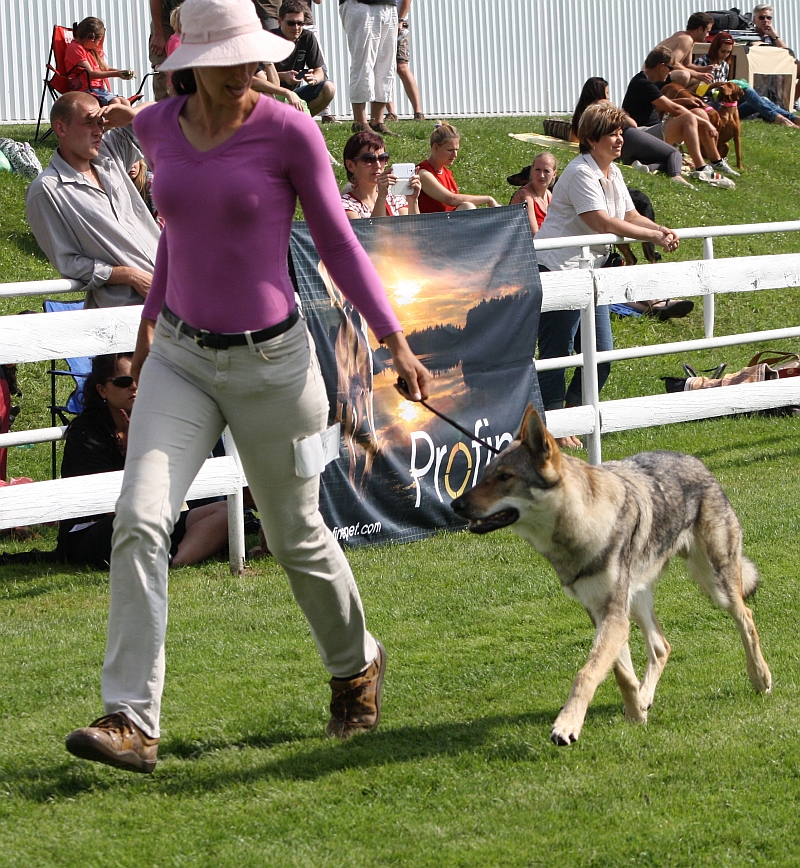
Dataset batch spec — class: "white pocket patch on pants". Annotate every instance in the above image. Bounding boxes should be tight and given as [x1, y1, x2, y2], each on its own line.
[293, 424, 341, 478]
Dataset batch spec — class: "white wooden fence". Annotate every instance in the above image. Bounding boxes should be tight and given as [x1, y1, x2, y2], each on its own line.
[2, 219, 800, 570]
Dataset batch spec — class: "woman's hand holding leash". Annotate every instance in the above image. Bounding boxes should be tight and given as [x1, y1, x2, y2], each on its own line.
[382, 331, 430, 401]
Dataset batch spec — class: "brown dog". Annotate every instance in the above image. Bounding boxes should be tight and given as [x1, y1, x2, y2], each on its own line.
[710, 81, 744, 169]
[660, 81, 743, 169]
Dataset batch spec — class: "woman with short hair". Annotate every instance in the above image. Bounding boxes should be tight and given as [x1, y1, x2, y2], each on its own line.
[535, 103, 680, 446]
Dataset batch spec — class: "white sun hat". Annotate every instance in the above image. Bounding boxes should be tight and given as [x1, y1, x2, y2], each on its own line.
[159, 0, 293, 71]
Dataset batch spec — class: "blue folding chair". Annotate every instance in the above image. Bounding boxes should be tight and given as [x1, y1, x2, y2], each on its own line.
[44, 299, 92, 477]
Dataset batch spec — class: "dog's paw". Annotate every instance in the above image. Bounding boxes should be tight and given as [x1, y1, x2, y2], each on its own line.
[623, 702, 648, 724]
[551, 712, 582, 746]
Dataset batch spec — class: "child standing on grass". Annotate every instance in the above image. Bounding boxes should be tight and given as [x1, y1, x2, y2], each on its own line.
[65, 17, 135, 106]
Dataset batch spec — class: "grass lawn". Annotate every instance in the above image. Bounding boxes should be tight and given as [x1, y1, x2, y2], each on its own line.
[1, 115, 800, 867]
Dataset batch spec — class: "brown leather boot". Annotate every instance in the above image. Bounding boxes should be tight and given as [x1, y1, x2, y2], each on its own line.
[326, 641, 386, 739]
[65, 711, 159, 773]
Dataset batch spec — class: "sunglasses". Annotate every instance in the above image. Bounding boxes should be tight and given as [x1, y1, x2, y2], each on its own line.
[106, 375, 135, 388]
[284, 19, 304, 26]
[357, 153, 390, 165]
[757, 15, 773, 20]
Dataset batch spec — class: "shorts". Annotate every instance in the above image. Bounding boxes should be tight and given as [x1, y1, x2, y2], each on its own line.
[397, 21, 410, 65]
[641, 121, 666, 141]
[294, 77, 328, 104]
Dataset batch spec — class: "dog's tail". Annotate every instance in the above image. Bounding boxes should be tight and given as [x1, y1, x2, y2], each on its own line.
[741, 556, 760, 599]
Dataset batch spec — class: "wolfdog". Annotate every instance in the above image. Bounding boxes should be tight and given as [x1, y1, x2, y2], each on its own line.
[451, 406, 772, 745]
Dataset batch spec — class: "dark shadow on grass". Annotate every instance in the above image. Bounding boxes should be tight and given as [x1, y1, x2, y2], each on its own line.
[7, 230, 51, 264]
[1, 702, 627, 803]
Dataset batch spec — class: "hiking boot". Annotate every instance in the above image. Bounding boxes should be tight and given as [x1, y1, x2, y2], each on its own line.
[369, 122, 400, 137]
[326, 641, 386, 739]
[711, 158, 740, 177]
[65, 711, 159, 773]
[351, 121, 371, 133]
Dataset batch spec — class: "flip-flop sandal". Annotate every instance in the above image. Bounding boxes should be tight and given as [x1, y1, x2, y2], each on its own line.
[645, 299, 695, 321]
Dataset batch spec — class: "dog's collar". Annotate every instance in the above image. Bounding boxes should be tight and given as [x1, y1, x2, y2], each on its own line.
[719, 101, 739, 107]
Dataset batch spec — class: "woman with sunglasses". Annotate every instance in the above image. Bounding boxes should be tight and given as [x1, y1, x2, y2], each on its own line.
[64, 0, 430, 774]
[341, 130, 420, 218]
[56, 353, 228, 567]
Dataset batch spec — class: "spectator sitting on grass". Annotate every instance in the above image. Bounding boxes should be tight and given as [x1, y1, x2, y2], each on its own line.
[56, 353, 228, 569]
[695, 31, 800, 127]
[416, 123, 500, 213]
[341, 130, 420, 218]
[508, 151, 557, 235]
[621, 47, 739, 186]
[26, 93, 159, 309]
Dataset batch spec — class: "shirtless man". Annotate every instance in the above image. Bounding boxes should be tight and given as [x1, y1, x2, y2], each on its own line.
[654, 12, 715, 87]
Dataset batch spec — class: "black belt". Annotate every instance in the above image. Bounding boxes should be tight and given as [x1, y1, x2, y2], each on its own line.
[161, 304, 300, 350]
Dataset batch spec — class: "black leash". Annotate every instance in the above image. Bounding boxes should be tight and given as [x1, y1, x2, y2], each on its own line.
[394, 378, 502, 455]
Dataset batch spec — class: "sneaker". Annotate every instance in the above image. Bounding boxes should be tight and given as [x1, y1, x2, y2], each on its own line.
[65, 711, 159, 773]
[711, 158, 740, 177]
[413, 112, 426, 121]
[631, 160, 650, 174]
[326, 641, 386, 739]
[369, 122, 400, 138]
[690, 166, 736, 189]
[351, 121, 370, 133]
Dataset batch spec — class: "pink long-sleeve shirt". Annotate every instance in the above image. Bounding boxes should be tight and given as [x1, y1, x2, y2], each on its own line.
[135, 95, 401, 338]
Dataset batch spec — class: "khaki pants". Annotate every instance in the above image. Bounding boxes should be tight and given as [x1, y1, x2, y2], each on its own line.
[102, 313, 377, 737]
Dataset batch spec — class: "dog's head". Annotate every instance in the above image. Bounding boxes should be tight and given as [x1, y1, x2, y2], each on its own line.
[451, 405, 563, 533]
[713, 81, 744, 104]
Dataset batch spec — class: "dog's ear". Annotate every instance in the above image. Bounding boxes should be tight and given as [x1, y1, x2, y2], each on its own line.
[518, 405, 551, 457]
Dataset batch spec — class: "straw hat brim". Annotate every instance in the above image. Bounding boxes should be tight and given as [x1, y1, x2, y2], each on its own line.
[159, 29, 293, 71]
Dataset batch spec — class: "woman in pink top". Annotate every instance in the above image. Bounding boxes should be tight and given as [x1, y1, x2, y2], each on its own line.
[417, 123, 500, 213]
[65, 17, 135, 106]
[64, 0, 431, 775]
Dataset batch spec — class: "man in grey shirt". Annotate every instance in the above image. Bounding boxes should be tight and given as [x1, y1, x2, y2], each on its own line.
[26, 92, 160, 309]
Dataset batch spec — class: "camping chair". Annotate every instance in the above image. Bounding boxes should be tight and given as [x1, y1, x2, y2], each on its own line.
[43, 299, 92, 477]
[35, 25, 154, 143]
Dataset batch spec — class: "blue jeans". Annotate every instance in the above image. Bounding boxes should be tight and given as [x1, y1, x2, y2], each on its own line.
[735, 88, 799, 123]
[536, 265, 613, 409]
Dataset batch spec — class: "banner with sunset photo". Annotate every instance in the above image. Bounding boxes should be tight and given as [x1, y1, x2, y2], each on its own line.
[289, 205, 544, 547]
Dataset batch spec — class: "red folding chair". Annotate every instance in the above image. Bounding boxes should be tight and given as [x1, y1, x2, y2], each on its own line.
[35, 25, 153, 142]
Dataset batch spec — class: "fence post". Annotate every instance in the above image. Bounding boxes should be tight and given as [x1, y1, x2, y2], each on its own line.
[579, 246, 602, 465]
[703, 236, 715, 338]
[224, 427, 246, 576]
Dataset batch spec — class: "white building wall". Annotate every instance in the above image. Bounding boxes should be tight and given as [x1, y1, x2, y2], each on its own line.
[2, 0, 798, 123]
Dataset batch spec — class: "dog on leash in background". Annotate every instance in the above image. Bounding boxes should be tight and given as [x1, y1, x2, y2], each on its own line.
[709, 80, 744, 169]
[451, 406, 772, 745]
[660, 80, 743, 169]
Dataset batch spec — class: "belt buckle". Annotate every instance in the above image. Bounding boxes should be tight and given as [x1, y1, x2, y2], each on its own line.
[194, 330, 213, 349]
